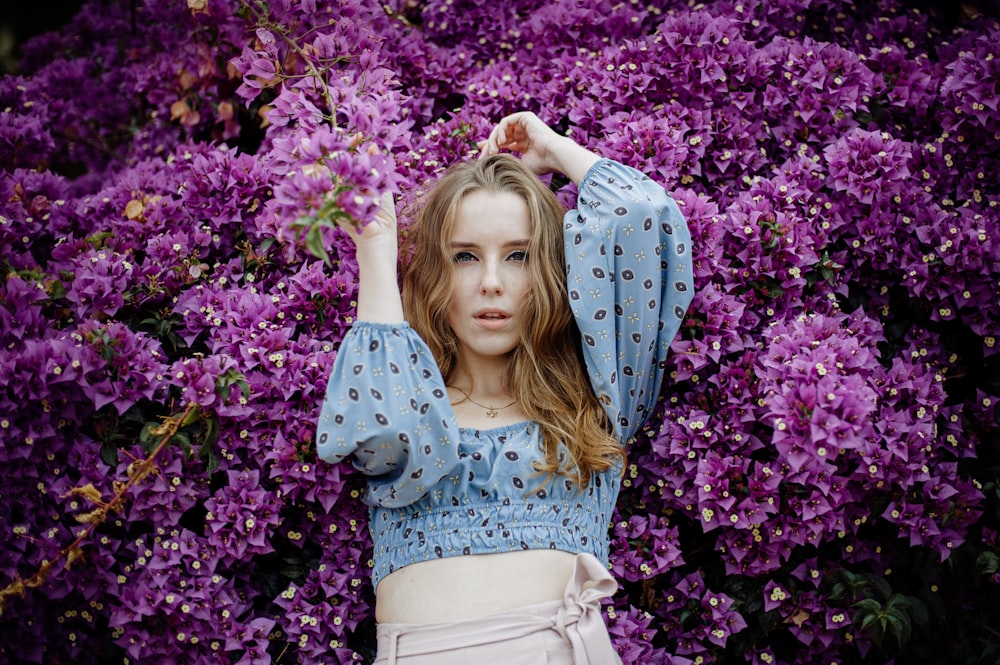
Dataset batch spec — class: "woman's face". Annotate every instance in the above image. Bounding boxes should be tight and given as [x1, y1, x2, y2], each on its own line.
[446, 189, 532, 365]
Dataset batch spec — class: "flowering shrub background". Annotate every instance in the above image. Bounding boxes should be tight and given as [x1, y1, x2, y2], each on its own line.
[1, 0, 999, 663]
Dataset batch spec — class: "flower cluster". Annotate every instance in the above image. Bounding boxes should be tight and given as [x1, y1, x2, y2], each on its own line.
[610, 513, 685, 582]
[108, 528, 255, 664]
[659, 572, 747, 651]
[1, 0, 998, 663]
[204, 470, 282, 558]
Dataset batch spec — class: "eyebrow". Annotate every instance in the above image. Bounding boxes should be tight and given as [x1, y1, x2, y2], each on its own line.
[449, 239, 530, 249]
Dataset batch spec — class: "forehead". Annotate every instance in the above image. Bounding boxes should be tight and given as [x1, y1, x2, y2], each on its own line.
[451, 190, 531, 241]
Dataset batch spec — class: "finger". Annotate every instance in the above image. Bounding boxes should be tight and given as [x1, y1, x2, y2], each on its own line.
[496, 123, 508, 147]
[505, 118, 531, 148]
[497, 112, 524, 145]
[502, 115, 524, 144]
[478, 136, 494, 159]
[373, 191, 397, 226]
[477, 138, 499, 159]
[496, 131, 520, 152]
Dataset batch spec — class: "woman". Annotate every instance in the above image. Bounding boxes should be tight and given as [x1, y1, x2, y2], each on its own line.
[316, 112, 693, 663]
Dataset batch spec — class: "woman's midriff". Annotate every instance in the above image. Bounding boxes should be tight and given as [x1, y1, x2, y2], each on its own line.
[375, 549, 578, 624]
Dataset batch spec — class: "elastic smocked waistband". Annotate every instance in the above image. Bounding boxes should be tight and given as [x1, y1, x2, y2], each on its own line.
[369, 500, 610, 590]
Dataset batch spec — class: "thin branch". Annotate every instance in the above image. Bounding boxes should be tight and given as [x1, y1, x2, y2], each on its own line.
[0, 402, 199, 617]
[977, 618, 1000, 642]
[240, 1, 337, 123]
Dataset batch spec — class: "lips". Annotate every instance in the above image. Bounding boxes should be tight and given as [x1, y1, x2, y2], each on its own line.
[474, 309, 510, 320]
[473, 309, 511, 330]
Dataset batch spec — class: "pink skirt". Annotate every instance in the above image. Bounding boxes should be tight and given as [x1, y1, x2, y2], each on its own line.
[373, 553, 623, 664]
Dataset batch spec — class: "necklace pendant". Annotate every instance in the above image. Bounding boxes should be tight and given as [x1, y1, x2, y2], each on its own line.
[486, 407, 498, 418]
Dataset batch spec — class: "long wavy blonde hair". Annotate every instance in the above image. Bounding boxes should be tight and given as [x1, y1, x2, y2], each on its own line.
[402, 154, 621, 488]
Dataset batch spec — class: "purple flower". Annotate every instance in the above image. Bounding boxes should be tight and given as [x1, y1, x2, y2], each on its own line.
[824, 128, 912, 205]
[205, 470, 282, 558]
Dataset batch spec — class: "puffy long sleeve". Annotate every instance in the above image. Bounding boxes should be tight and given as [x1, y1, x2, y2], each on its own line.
[564, 159, 693, 443]
[315, 321, 462, 507]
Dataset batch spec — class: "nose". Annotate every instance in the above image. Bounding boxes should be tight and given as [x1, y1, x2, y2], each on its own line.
[479, 259, 504, 295]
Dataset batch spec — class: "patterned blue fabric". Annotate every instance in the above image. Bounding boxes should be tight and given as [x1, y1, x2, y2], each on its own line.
[316, 159, 693, 589]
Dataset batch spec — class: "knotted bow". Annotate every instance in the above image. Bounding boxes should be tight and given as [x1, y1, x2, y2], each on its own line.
[552, 553, 620, 664]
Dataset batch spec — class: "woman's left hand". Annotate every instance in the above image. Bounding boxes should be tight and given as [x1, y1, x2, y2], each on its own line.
[479, 111, 599, 184]
[478, 111, 565, 175]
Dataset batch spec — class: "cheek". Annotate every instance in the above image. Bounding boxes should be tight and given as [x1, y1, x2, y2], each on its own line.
[449, 271, 473, 298]
[511, 272, 532, 307]
[446, 274, 470, 318]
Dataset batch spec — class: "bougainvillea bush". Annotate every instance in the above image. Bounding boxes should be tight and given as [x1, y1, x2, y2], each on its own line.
[1, 0, 998, 663]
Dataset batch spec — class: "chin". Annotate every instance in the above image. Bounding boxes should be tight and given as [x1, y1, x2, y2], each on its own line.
[463, 338, 520, 360]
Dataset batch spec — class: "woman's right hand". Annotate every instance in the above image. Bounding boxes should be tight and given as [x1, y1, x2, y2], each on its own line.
[350, 191, 405, 324]
[342, 191, 398, 253]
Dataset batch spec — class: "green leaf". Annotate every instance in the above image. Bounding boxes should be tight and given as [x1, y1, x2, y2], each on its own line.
[885, 321, 911, 341]
[86, 230, 113, 247]
[204, 449, 220, 474]
[741, 588, 764, 614]
[886, 613, 906, 645]
[905, 594, 929, 625]
[758, 609, 783, 633]
[853, 598, 883, 613]
[885, 593, 910, 612]
[870, 575, 892, 600]
[197, 415, 220, 473]
[859, 612, 880, 632]
[890, 603, 912, 635]
[305, 224, 331, 265]
[180, 405, 202, 428]
[139, 422, 159, 454]
[100, 441, 119, 467]
[172, 432, 192, 458]
[203, 415, 220, 449]
[977, 551, 1000, 575]
[48, 279, 67, 300]
[280, 564, 304, 579]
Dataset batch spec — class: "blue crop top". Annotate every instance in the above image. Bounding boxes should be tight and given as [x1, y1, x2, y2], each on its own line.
[316, 159, 693, 590]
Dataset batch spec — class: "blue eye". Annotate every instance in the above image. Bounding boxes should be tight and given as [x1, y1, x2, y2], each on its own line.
[508, 250, 527, 262]
[452, 251, 477, 263]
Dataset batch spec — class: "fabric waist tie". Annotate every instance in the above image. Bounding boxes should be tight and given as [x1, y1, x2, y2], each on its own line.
[375, 553, 620, 664]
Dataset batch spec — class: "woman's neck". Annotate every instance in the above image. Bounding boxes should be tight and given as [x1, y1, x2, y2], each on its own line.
[447, 356, 512, 400]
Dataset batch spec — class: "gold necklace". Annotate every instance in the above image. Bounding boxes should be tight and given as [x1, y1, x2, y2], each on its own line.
[448, 386, 516, 419]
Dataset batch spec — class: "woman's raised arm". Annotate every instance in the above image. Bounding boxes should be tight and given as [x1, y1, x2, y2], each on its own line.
[344, 191, 405, 324]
